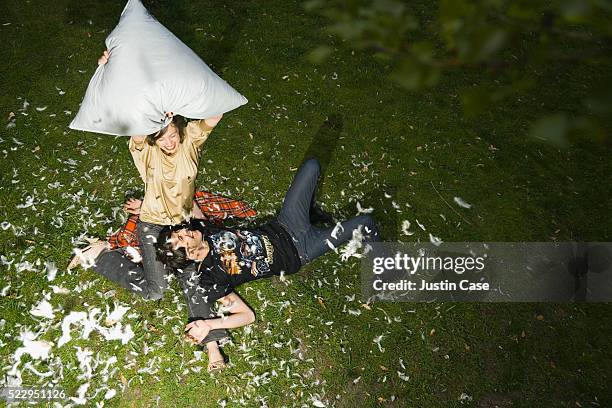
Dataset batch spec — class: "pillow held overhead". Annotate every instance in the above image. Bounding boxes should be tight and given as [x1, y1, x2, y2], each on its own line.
[69, 0, 247, 136]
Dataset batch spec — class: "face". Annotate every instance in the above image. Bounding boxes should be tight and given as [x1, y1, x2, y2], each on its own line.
[155, 124, 180, 154]
[170, 228, 204, 260]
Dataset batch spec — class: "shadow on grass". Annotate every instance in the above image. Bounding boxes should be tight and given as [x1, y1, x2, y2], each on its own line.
[301, 113, 343, 187]
[298, 114, 399, 241]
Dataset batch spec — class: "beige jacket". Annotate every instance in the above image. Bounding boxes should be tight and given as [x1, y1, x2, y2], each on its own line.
[129, 120, 213, 225]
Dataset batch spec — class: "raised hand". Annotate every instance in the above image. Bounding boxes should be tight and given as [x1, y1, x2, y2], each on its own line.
[98, 49, 109, 65]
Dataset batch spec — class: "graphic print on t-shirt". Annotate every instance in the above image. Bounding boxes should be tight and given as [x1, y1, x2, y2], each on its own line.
[208, 230, 271, 277]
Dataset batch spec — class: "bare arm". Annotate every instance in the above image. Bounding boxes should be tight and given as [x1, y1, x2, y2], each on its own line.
[128, 136, 148, 183]
[187, 114, 223, 149]
[184, 292, 255, 344]
[204, 114, 223, 128]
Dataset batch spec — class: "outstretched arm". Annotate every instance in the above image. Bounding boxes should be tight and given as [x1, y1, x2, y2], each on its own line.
[128, 136, 148, 183]
[187, 114, 223, 150]
[204, 114, 223, 128]
[184, 292, 255, 344]
[98, 49, 109, 66]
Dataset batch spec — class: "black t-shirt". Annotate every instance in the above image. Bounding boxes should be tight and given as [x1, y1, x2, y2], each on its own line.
[191, 218, 300, 302]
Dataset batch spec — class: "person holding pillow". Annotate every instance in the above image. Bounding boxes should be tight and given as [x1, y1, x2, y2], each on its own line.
[69, 49, 228, 373]
[92, 50, 224, 299]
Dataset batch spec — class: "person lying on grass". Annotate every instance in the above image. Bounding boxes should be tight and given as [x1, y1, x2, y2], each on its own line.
[155, 158, 381, 344]
[68, 191, 255, 373]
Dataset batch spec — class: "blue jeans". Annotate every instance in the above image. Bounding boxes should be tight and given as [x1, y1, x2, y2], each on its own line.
[93, 224, 228, 343]
[277, 158, 380, 265]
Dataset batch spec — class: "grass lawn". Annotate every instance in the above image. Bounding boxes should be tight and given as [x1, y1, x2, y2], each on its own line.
[1, 0, 611, 407]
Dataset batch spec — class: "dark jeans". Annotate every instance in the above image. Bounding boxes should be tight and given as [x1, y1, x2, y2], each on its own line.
[137, 221, 168, 301]
[277, 158, 380, 265]
[93, 224, 228, 344]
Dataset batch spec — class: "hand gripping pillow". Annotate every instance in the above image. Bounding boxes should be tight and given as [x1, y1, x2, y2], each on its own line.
[69, 0, 247, 136]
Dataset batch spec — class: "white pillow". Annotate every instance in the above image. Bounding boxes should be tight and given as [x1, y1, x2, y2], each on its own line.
[69, 0, 247, 136]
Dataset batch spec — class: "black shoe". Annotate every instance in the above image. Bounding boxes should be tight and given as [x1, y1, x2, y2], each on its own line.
[310, 205, 335, 226]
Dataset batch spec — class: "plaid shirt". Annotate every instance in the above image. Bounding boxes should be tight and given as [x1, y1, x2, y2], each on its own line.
[108, 190, 256, 252]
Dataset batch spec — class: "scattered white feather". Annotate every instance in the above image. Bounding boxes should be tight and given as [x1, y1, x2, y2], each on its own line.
[311, 396, 326, 407]
[23, 361, 55, 378]
[415, 219, 426, 231]
[429, 234, 443, 246]
[339, 226, 364, 261]
[124, 246, 142, 263]
[71, 382, 90, 405]
[30, 299, 55, 319]
[81, 308, 101, 339]
[104, 389, 116, 400]
[105, 303, 130, 326]
[330, 222, 344, 240]
[401, 220, 414, 236]
[14, 331, 53, 361]
[373, 334, 385, 352]
[16, 196, 34, 209]
[99, 323, 134, 344]
[453, 196, 472, 209]
[58, 311, 87, 347]
[356, 201, 373, 214]
[75, 346, 94, 379]
[51, 285, 70, 294]
[458, 393, 473, 403]
[45, 261, 58, 281]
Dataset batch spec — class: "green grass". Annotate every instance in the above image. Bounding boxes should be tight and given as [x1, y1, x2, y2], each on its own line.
[1, 0, 611, 407]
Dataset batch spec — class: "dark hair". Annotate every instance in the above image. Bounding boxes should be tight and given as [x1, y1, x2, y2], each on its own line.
[155, 223, 192, 270]
[146, 115, 186, 146]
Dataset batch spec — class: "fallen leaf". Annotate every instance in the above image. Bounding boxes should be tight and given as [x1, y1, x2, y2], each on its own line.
[317, 297, 326, 309]
[147, 324, 160, 333]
